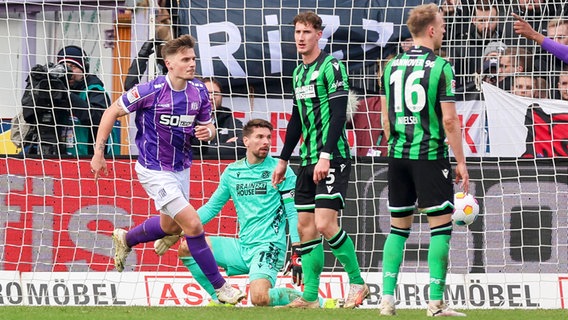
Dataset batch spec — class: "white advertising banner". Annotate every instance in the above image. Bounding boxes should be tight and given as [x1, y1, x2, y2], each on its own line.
[1, 271, 565, 309]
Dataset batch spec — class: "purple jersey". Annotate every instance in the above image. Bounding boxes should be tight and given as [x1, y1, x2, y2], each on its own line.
[119, 76, 212, 171]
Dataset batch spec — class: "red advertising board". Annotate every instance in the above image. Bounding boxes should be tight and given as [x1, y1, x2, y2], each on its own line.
[0, 158, 236, 272]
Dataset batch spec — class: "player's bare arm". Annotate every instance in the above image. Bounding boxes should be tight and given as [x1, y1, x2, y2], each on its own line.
[271, 159, 288, 188]
[512, 13, 545, 45]
[380, 96, 390, 141]
[90, 100, 128, 180]
[441, 101, 469, 194]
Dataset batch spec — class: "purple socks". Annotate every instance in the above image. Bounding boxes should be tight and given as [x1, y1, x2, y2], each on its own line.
[125, 216, 167, 247]
[185, 232, 225, 289]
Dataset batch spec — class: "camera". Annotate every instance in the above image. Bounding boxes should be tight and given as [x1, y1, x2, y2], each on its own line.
[28, 63, 71, 105]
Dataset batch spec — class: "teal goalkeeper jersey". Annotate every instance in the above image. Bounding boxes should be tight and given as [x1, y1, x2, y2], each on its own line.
[197, 155, 300, 249]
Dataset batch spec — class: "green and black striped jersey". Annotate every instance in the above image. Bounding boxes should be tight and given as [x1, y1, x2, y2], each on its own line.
[380, 46, 455, 160]
[292, 51, 351, 165]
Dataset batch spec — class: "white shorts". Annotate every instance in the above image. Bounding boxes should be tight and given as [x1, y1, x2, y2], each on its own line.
[135, 162, 190, 217]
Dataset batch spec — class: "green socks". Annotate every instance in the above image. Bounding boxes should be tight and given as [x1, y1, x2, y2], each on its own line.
[382, 227, 410, 296]
[428, 223, 452, 301]
[328, 229, 364, 285]
[180, 256, 218, 300]
[300, 238, 324, 302]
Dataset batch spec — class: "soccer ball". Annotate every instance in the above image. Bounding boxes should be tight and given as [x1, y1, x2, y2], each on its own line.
[452, 192, 479, 226]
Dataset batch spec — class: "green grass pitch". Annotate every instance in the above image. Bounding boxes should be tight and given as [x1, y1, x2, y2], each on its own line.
[0, 307, 566, 320]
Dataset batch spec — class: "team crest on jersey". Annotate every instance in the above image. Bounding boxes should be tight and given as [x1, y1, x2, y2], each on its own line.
[261, 171, 270, 179]
[190, 102, 199, 110]
[126, 87, 141, 103]
[310, 71, 319, 81]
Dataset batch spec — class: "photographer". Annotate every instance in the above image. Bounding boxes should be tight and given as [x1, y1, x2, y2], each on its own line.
[22, 46, 110, 156]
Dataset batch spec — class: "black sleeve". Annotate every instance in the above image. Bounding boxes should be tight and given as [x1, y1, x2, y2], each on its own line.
[322, 95, 347, 155]
[279, 103, 302, 161]
[124, 57, 149, 91]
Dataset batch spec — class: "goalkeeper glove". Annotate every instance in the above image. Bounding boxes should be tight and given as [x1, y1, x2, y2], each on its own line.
[153, 233, 182, 256]
[284, 245, 302, 286]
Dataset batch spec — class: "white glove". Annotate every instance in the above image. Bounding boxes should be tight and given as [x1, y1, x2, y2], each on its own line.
[154, 234, 182, 256]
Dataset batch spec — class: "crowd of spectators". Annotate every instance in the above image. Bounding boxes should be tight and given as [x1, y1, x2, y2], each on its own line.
[439, 0, 568, 99]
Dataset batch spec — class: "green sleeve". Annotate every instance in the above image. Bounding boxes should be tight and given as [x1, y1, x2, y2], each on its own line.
[197, 171, 231, 225]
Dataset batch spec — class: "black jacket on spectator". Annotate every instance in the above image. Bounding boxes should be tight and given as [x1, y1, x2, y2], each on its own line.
[196, 106, 246, 159]
[22, 70, 109, 155]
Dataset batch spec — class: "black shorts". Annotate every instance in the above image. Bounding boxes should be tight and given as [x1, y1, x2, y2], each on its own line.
[295, 158, 351, 212]
[387, 158, 454, 217]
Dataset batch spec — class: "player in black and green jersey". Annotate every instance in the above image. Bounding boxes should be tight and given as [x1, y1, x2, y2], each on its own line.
[378, 3, 469, 317]
[272, 11, 369, 309]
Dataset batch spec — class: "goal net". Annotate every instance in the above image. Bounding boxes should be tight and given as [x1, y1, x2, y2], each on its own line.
[0, 0, 567, 309]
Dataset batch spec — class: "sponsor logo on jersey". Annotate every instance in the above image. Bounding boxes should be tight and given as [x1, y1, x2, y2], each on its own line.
[295, 84, 316, 99]
[156, 103, 170, 109]
[236, 181, 267, 196]
[159, 114, 195, 127]
[126, 87, 141, 103]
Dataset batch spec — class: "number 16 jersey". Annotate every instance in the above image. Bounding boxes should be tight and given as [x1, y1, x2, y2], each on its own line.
[380, 46, 455, 160]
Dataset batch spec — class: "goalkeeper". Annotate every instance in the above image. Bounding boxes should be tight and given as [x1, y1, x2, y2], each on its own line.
[155, 118, 334, 307]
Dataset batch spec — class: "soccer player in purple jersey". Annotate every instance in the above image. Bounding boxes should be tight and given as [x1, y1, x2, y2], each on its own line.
[90, 35, 246, 305]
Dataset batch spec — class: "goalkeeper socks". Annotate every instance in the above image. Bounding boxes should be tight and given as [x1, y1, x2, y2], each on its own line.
[125, 215, 167, 248]
[180, 256, 218, 300]
[382, 226, 410, 296]
[300, 238, 324, 302]
[268, 287, 302, 306]
[327, 229, 364, 285]
[428, 222, 452, 301]
[185, 233, 225, 289]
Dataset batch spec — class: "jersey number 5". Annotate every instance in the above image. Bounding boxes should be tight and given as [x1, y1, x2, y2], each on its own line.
[390, 69, 426, 113]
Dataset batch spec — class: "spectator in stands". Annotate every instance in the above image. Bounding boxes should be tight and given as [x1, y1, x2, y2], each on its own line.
[449, 1, 503, 89]
[198, 77, 245, 158]
[21, 45, 110, 156]
[400, 36, 414, 53]
[557, 68, 568, 100]
[512, 74, 535, 98]
[439, 0, 471, 43]
[498, 47, 532, 91]
[482, 41, 507, 61]
[124, 3, 173, 91]
[481, 57, 499, 86]
[534, 75, 549, 99]
[124, 39, 167, 91]
[503, 0, 552, 47]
